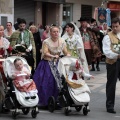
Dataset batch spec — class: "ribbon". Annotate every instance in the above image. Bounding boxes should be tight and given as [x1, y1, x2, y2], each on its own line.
[106, 8, 111, 27]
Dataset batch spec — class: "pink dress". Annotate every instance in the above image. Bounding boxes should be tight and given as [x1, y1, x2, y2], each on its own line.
[13, 67, 36, 92]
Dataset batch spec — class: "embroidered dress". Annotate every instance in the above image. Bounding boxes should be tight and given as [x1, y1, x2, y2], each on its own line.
[4, 29, 15, 41]
[0, 37, 12, 80]
[33, 37, 68, 106]
[0, 37, 12, 100]
[62, 33, 82, 57]
[62, 32, 89, 74]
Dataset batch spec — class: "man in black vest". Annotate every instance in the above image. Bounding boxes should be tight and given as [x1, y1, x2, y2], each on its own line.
[103, 17, 120, 114]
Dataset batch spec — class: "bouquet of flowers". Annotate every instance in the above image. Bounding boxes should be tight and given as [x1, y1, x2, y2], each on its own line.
[113, 43, 120, 54]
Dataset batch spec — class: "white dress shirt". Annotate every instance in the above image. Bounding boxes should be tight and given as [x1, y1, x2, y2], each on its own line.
[102, 34, 119, 59]
[20, 32, 32, 51]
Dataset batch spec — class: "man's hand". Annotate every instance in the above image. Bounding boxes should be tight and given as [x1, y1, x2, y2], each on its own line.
[26, 49, 30, 52]
[118, 54, 120, 59]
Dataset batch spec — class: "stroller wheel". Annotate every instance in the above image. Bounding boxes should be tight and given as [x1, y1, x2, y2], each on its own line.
[31, 110, 37, 118]
[48, 96, 55, 113]
[75, 106, 82, 112]
[83, 107, 88, 116]
[22, 108, 30, 115]
[12, 111, 17, 119]
[64, 108, 71, 116]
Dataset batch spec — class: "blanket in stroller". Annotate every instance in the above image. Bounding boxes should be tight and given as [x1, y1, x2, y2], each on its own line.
[58, 56, 91, 105]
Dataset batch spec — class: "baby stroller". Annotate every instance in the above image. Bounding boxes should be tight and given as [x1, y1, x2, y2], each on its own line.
[2, 56, 39, 118]
[48, 56, 90, 116]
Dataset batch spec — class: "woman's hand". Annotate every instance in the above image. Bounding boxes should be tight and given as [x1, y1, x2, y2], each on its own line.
[54, 55, 59, 59]
[67, 54, 71, 57]
[0, 55, 3, 58]
[90, 75, 94, 79]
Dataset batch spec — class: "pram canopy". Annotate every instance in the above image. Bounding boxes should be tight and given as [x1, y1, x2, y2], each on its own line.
[58, 56, 78, 77]
[3, 56, 31, 78]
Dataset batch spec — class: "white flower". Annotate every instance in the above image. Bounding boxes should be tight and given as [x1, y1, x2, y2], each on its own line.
[113, 45, 117, 49]
[115, 47, 119, 51]
[118, 44, 120, 47]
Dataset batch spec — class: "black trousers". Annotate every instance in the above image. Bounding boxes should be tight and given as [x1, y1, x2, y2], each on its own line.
[106, 60, 120, 110]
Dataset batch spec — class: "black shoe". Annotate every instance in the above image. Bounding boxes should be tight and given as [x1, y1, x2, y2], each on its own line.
[96, 67, 100, 71]
[90, 68, 95, 71]
[107, 109, 116, 114]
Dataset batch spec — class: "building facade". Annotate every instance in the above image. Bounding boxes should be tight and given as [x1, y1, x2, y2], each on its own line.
[107, 0, 120, 18]
[0, 0, 14, 28]
[34, 0, 103, 27]
[0, 0, 120, 28]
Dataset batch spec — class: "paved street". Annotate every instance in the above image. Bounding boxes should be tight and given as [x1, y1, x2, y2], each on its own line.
[0, 62, 120, 120]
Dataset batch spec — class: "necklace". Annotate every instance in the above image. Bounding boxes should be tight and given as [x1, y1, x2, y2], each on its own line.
[68, 33, 73, 39]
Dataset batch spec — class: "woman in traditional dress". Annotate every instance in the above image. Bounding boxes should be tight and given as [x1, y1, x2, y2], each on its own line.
[4, 22, 15, 41]
[33, 26, 70, 107]
[62, 23, 89, 74]
[0, 25, 12, 102]
[0, 25, 12, 73]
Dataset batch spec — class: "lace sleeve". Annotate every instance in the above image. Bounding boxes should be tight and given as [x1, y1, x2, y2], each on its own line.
[62, 40, 69, 55]
[42, 41, 49, 55]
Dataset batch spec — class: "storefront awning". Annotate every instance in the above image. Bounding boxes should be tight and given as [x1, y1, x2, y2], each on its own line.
[34, 0, 65, 3]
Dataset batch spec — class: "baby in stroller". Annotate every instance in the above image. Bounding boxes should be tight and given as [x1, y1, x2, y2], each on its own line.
[2, 56, 39, 118]
[11, 58, 37, 99]
[57, 56, 94, 115]
[66, 59, 94, 111]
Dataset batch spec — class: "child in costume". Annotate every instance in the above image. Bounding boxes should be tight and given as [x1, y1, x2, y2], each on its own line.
[66, 59, 94, 111]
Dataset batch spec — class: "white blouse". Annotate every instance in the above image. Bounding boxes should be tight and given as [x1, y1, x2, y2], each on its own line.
[102, 35, 119, 59]
[62, 33, 83, 50]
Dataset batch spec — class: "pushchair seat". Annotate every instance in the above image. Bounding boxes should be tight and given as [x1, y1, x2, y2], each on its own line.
[3, 56, 39, 107]
[57, 56, 90, 115]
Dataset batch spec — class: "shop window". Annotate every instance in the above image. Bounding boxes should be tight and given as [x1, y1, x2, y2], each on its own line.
[81, 5, 92, 18]
[1, 16, 7, 28]
[62, 4, 73, 27]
